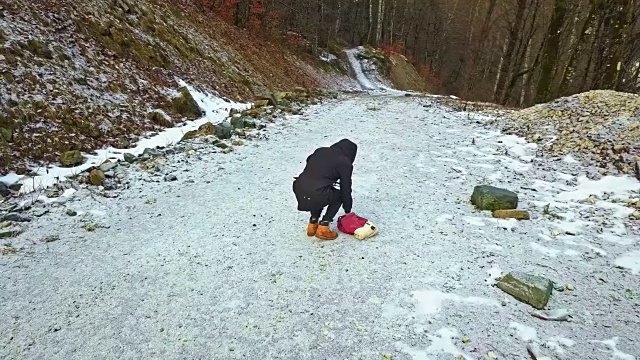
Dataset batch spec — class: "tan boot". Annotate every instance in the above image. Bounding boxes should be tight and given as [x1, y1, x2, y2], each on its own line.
[316, 224, 338, 240]
[307, 223, 319, 236]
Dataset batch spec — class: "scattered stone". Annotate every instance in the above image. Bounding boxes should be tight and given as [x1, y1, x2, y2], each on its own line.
[33, 209, 49, 217]
[529, 309, 571, 321]
[164, 174, 178, 182]
[8, 183, 21, 192]
[631, 211, 640, 220]
[0, 244, 17, 255]
[99, 160, 118, 172]
[222, 148, 233, 154]
[147, 109, 173, 127]
[471, 185, 519, 211]
[258, 93, 278, 107]
[487, 352, 497, 360]
[142, 148, 161, 158]
[231, 140, 243, 146]
[89, 169, 106, 186]
[254, 99, 270, 107]
[215, 142, 229, 149]
[244, 118, 257, 129]
[123, 153, 137, 163]
[60, 150, 83, 167]
[635, 161, 640, 181]
[66, 209, 78, 216]
[492, 209, 530, 220]
[565, 284, 575, 291]
[0, 182, 10, 197]
[462, 337, 471, 343]
[215, 122, 233, 139]
[43, 235, 60, 243]
[496, 271, 553, 309]
[0, 227, 21, 239]
[230, 116, 245, 129]
[2, 213, 31, 222]
[527, 343, 552, 360]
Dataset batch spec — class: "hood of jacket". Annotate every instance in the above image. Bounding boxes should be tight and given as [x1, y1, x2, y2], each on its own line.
[330, 139, 357, 164]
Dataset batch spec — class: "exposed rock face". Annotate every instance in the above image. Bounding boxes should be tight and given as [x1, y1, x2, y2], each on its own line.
[171, 87, 204, 119]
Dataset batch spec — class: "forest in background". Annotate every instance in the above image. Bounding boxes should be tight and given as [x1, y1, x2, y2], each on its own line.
[199, 0, 640, 107]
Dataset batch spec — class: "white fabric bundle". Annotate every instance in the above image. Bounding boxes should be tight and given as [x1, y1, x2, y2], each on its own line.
[353, 222, 379, 240]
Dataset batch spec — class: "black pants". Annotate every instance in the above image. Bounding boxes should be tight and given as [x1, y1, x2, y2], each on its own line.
[310, 189, 342, 224]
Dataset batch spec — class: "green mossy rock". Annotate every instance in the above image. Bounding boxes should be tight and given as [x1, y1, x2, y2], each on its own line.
[471, 185, 518, 211]
[496, 272, 553, 309]
[0, 128, 12, 142]
[171, 87, 203, 119]
[61, 150, 83, 167]
[254, 100, 270, 108]
[89, 169, 106, 186]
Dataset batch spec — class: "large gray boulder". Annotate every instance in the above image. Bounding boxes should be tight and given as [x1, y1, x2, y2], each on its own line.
[215, 122, 233, 139]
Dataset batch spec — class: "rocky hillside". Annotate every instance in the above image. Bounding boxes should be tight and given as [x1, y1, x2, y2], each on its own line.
[488, 90, 640, 177]
[0, 0, 353, 174]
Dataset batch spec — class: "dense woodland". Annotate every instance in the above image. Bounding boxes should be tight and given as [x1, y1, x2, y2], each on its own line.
[199, 0, 640, 106]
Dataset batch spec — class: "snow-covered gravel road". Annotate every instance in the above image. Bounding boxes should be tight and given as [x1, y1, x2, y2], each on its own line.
[1, 93, 639, 359]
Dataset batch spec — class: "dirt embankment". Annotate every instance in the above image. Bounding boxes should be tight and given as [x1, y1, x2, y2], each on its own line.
[0, 0, 351, 174]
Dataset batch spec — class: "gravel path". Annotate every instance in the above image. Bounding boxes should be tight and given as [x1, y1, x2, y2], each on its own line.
[1, 93, 639, 359]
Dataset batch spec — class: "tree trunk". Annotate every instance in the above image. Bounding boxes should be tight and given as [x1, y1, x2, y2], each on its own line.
[375, 0, 384, 45]
[535, 0, 569, 104]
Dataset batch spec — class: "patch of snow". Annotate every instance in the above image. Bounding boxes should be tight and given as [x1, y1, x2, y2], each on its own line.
[562, 238, 607, 256]
[510, 322, 538, 342]
[485, 265, 503, 285]
[395, 343, 432, 360]
[497, 135, 538, 158]
[591, 338, 636, 360]
[556, 172, 575, 181]
[556, 176, 640, 201]
[463, 216, 485, 226]
[435, 214, 453, 223]
[563, 154, 580, 164]
[563, 249, 582, 257]
[0, 172, 22, 186]
[319, 52, 338, 62]
[426, 328, 472, 360]
[433, 157, 459, 163]
[4, 80, 249, 194]
[530, 242, 560, 257]
[488, 172, 503, 181]
[487, 218, 518, 231]
[614, 251, 640, 274]
[344, 48, 377, 90]
[412, 290, 499, 317]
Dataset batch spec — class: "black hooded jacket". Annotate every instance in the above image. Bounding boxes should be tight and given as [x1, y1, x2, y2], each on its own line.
[293, 139, 357, 213]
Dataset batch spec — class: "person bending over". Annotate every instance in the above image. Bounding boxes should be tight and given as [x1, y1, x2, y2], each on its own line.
[293, 139, 357, 240]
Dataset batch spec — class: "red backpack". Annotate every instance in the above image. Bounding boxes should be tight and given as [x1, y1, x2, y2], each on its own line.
[337, 213, 369, 234]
